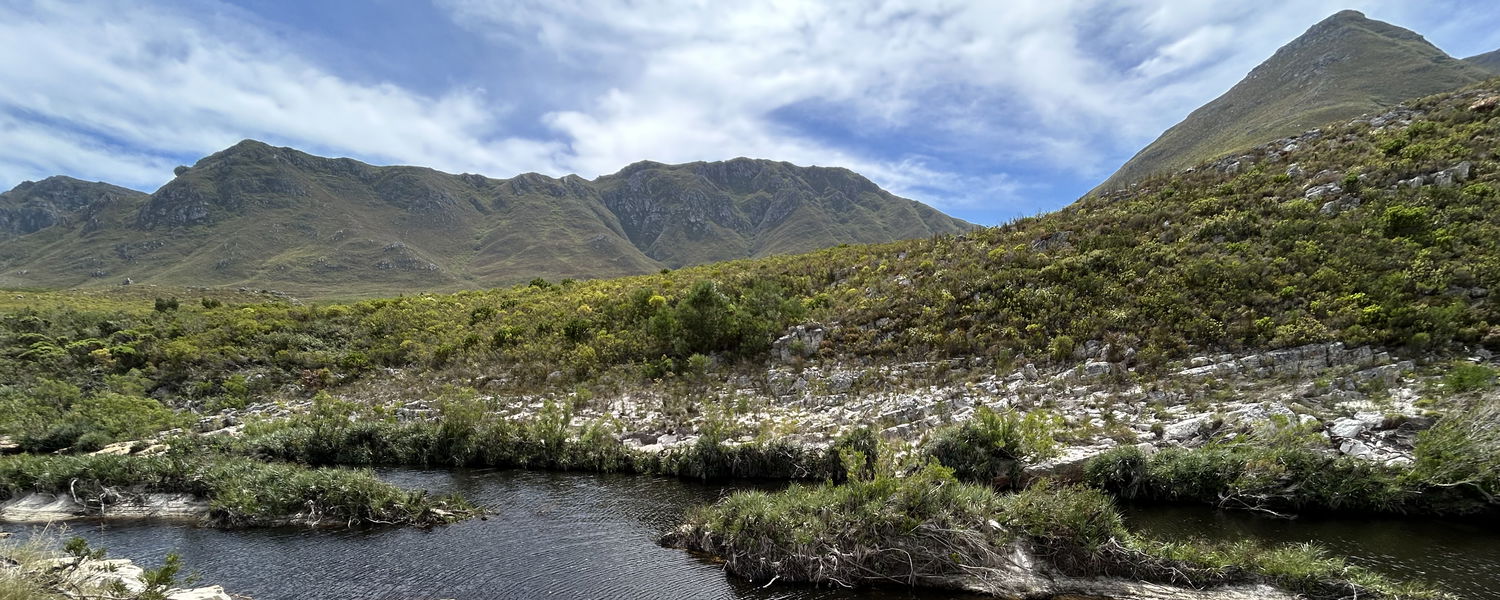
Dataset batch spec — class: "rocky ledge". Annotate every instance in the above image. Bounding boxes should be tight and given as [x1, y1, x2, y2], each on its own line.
[0, 491, 209, 523]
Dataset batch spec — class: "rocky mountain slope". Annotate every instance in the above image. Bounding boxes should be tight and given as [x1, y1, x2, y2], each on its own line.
[1098, 10, 1491, 191]
[0, 177, 149, 240]
[0, 141, 971, 297]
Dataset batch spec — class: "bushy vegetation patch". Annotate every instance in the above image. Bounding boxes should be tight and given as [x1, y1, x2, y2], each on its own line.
[0, 453, 472, 527]
[1086, 407, 1500, 515]
[0, 376, 185, 453]
[666, 466, 1444, 599]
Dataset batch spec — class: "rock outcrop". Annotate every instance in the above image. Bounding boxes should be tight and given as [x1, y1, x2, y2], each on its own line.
[47, 556, 232, 600]
[771, 324, 826, 363]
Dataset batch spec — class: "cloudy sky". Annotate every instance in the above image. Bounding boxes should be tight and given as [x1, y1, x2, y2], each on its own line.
[2, 0, 1498, 225]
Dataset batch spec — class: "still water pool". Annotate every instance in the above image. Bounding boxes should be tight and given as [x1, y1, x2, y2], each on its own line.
[4, 469, 1496, 599]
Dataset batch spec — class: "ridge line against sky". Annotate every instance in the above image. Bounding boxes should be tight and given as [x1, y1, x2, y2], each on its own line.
[1, 0, 1498, 225]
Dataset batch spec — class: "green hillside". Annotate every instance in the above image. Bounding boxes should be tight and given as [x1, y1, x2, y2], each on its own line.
[4, 79, 1498, 405]
[1098, 10, 1491, 192]
[0, 142, 972, 297]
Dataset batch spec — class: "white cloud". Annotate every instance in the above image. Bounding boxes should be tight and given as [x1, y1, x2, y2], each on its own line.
[1, 0, 1494, 221]
[0, 0, 566, 191]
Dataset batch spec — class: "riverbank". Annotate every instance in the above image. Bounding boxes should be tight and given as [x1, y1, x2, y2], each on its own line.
[0, 532, 233, 600]
[0, 453, 474, 528]
[664, 467, 1448, 599]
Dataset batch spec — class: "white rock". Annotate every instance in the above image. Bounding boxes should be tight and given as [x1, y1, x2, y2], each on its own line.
[1163, 416, 1210, 441]
[1338, 439, 1374, 460]
[1328, 418, 1366, 439]
[167, 587, 234, 600]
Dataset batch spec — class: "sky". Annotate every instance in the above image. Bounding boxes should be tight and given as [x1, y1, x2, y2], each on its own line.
[2, 0, 1498, 225]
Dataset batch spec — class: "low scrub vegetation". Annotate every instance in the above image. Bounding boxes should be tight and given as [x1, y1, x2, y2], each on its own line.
[188, 389, 873, 483]
[1085, 408, 1500, 516]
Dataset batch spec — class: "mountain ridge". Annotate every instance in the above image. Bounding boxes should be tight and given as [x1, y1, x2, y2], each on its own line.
[0, 140, 973, 297]
[1466, 48, 1500, 73]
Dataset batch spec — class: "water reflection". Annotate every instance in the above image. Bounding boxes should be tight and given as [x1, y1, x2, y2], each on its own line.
[2, 470, 960, 600]
[5, 470, 1493, 599]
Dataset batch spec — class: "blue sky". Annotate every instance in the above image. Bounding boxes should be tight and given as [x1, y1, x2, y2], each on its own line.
[2, 1, 1498, 225]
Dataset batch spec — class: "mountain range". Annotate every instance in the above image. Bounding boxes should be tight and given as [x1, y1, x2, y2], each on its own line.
[0, 142, 971, 297]
[4, 9, 1500, 299]
[1098, 9, 1496, 191]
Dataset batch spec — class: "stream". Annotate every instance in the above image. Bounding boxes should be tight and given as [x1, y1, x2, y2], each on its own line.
[3, 469, 1496, 599]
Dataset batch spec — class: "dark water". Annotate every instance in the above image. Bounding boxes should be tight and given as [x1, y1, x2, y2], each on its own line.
[4, 471, 1497, 599]
[1125, 504, 1500, 600]
[2, 469, 965, 600]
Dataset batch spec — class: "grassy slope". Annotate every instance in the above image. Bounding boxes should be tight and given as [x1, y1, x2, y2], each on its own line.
[1466, 49, 1500, 74]
[1099, 10, 1490, 191]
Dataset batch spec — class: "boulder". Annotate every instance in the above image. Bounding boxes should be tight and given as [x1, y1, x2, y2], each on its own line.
[1076, 361, 1114, 379]
[1338, 439, 1374, 460]
[1163, 416, 1211, 441]
[1029, 231, 1073, 252]
[1470, 96, 1500, 112]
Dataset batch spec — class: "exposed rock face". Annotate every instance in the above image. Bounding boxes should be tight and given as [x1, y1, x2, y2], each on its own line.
[0, 493, 84, 522]
[772, 324, 826, 363]
[1173, 342, 1397, 379]
[0, 176, 147, 238]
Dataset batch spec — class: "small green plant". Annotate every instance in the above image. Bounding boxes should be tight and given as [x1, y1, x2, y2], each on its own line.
[1444, 362, 1496, 394]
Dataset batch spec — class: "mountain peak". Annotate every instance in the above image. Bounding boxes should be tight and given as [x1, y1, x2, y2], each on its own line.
[0, 176, 148, 237]
[1097, 11, 1488, 191]
[1325, 9, 1366, 21]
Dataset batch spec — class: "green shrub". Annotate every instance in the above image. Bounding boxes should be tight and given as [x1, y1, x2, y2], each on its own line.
[1444, 362, 1496, 394]
[925, 407, 1059, 483]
